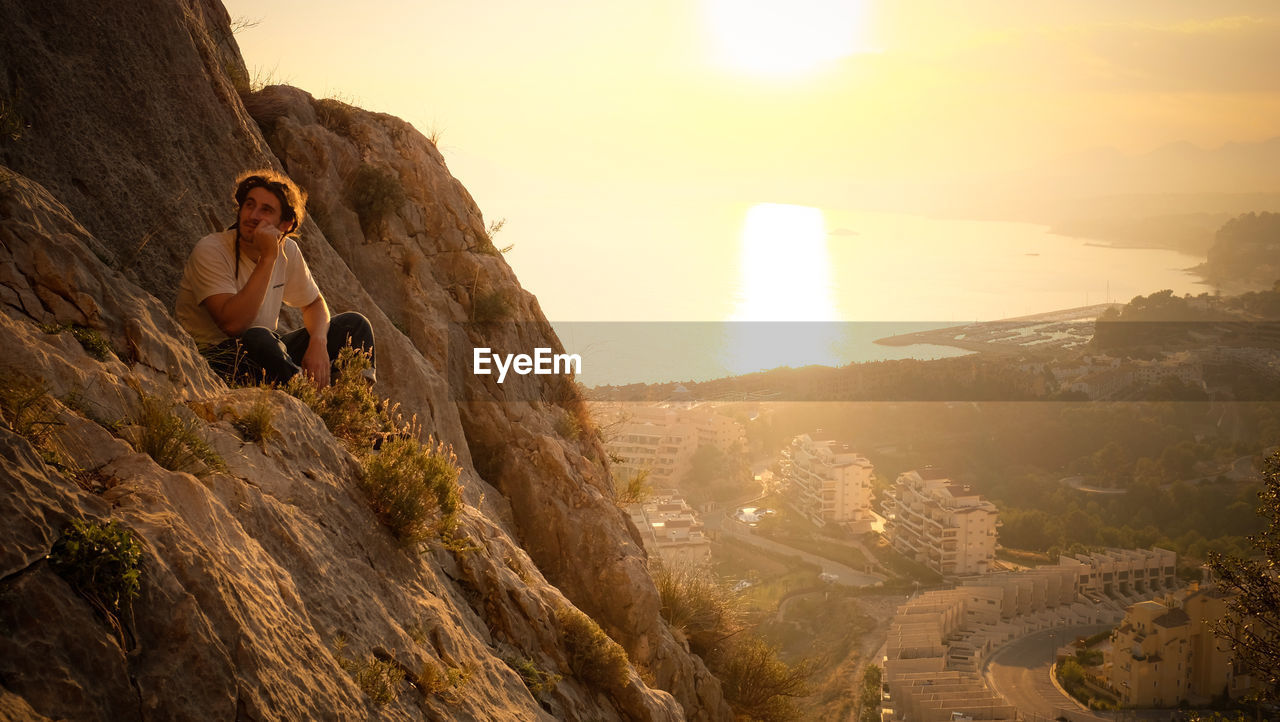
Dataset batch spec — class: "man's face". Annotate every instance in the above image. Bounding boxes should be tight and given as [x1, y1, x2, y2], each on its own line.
[237, 186, 289, 244]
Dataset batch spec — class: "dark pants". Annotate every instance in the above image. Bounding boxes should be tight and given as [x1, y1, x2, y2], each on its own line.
[203, 311, 376, 386]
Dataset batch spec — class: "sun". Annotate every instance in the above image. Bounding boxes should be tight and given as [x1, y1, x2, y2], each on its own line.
[703, 0, 871, 77]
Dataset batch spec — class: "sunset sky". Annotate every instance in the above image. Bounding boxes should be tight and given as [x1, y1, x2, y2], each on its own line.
[226, 0, 1280, 324]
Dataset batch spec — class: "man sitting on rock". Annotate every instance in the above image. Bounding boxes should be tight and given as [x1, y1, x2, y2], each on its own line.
[175, 169, 375, 387]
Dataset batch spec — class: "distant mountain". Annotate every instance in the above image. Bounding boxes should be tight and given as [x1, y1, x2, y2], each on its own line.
[922, 138, 1280, 256]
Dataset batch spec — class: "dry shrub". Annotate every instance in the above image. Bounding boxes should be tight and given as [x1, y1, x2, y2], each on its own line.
[285, 347, 395, 454]
[314, 97, 360, 139]
[360, 436, 461, 546]
[338, 654, 403, 705]
[130, 395, 225, 477]
[556, 605, 630, 693]
[231, 389, 276, 446]
[652, 562, 740, 657]
[471, 289, 512, 324]
[415, 660, 471, 702]
[348, 163, 405, 235]
[712, 637, 812, 722]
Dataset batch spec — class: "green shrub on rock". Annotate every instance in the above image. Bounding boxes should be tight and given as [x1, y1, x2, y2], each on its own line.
[48, 519, 143, 617]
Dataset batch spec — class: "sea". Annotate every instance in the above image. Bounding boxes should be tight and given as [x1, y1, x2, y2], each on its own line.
[537, 207, 1209, 388]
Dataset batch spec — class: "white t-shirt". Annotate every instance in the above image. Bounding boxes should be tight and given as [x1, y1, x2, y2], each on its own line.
[175, 229, 321, 347]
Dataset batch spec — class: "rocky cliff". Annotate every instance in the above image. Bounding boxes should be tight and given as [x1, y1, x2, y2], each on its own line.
[0, 1, 728, 719]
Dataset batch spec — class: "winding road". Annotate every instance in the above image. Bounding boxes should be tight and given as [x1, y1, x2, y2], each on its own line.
[982, 625, 1113, 722]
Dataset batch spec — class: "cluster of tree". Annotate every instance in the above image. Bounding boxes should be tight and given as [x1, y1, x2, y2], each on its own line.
[1219, 281, 1280, 319]
[1201, 211, 1280, 287]
[1209, 450, 1280, 705]
[855, 665, 881, 722]
[1091, 284, 1280, 363]
[680, 443, 753, 506]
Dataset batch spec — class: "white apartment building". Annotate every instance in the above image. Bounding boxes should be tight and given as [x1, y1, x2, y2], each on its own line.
[598, 403, 748, 488]
[786, 433, 874, 529]
[608, 421, 699, 488]
[609, 403, 747, 453]
[884, 468, 999, 576]
[627, 490, 712, 566]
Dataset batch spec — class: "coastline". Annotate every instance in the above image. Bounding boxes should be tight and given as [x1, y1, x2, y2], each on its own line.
[873, 303, 1121, 355]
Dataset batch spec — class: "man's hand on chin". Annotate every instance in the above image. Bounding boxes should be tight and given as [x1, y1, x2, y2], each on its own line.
[252, 223, 286, 259]
[301, 342, 330, 388]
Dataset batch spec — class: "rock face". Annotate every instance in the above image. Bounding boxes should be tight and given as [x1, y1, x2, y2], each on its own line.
[0, 2, 728, 720]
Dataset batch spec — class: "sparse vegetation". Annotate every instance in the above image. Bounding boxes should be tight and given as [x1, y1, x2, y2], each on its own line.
[129, 395, 225, 477]
[39, 322, 113, 361]
[471, 288, 513, 324]
[231, 390, 276, 445]
[652, 562, 740, 657]
[614, 468, 651, 506]
[285, 347, 396, 454]
[1056, 657, 1117, 710]
[360, 435, 462, 545]
[339, 654, 403, 705]
[415, 660, 471, 701]
[405, 619, 430, 646]
[503, 554, 532, 583]
[286, 348, 465, 547]
[1, 88, 27, 141]
[473, 217, 513, 255]
[653, 557, 815, 718]
[714, 636, 812, 722]
[553, 408, 582, 441]
[48, 519, 143, 618]
[0, 376, 57, 444]
[856, 665, 882, 722]
[556, 604, 630, 692]
[225, 61, 251, 96]
[548, 379, 595, 441]
[314, 97, 359, 140]
[348, 163, 405, 235]
[505, 655, 560, 698]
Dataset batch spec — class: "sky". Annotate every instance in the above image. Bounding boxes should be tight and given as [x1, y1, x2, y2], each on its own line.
[225, 0, 1280, 324]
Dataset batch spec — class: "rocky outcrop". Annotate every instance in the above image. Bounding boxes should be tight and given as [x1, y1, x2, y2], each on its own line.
[0, 0, 728, 719]
[1, 168, 686, 720]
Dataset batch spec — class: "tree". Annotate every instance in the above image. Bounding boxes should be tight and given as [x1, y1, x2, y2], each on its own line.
[1209, 450, 1280, 702]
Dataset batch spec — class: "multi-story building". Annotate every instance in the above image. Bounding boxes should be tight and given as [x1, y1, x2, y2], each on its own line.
[1105, 588, 1251, 707]
[786, 432, 874, 529]
[883, 468, 999, 576]
[607, 420, 699, 488]
[626, 490, 711, 567]
[597, 403, 747, 488]
[1059, 547, 1177, 598]
[622, 403, 747, 453]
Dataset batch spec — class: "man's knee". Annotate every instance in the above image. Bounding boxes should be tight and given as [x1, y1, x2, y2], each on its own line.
[330, 312, 375, 352]
[239, 326, 280, 350]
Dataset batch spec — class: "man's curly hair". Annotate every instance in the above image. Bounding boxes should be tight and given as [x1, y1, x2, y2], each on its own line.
[233, 169, 307, 235]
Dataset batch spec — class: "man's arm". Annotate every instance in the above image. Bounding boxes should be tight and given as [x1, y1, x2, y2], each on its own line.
[202, 225, 285, 337]
[300, 294, 331, 387]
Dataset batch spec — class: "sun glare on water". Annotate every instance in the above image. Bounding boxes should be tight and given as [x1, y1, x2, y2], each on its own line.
[725, 203, 842, 374]
[704, 0, 871, 77]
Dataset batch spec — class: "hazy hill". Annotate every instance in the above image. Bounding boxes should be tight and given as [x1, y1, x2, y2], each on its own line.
[923, 138, 1280, 255]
